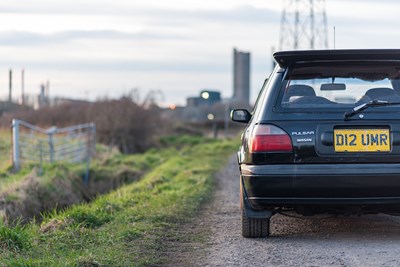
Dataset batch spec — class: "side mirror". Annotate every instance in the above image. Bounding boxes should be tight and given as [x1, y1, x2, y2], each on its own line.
[231, 109, 252, 123]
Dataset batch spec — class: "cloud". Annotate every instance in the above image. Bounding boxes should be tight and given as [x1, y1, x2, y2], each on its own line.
[0, 57, 229, 73]
[0, 30, 188, 46]
[0, 1, 118, 15]
[0, 3, 280, 25]
[143, 5, 280, 24]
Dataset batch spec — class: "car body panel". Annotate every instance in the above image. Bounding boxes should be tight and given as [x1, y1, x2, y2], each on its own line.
[242, 163, 400, 199]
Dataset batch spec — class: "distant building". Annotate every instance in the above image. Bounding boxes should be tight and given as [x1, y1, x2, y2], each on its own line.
[37, 83, 50, 109]
[186, 97, 203, 107]
[180, 89, 223, 122]
[52, 97, 92, 106]
[187, 90, 221, 108]
[233, 48, 250, 105]
[199, 90, 221, 106]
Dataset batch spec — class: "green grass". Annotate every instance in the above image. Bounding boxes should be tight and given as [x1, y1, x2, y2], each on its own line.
[0, 128, 12, 171]
[0, 141, 179, 222]
[0, 129, 16, 189]
[0, 220, 31, 251]
[0, 136, 238, 266]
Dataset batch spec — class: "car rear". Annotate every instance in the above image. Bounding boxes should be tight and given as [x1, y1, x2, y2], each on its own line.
[235, 49, 400, 237]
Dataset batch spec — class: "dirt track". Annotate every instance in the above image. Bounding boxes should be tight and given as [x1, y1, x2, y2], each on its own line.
[196, 156, 400, 267]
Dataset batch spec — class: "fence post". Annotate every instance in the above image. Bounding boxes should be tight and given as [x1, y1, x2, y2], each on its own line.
[83, 124, 94, 186]
[12, 119, 20, 171]
[48, 133, 54, 163]
[38, 141, 43, 176]
[92, 123, 96, 156]
[83, 148, 90, 186]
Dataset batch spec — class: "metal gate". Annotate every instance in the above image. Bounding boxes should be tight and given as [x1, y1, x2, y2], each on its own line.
[11, 119, 96, 183]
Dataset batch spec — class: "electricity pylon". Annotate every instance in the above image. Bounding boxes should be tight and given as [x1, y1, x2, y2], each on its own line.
[279, 0, 328, 50]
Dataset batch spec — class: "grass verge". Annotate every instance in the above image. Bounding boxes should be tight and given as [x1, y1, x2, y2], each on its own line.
[0, 144, 178, 224]
[0, 137, 238, 266]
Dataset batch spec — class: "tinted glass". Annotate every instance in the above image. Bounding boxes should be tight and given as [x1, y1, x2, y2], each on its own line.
[280, 62, 400, 109]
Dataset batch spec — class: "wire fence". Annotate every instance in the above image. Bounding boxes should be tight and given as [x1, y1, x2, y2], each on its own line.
[12, 119, 96, 184]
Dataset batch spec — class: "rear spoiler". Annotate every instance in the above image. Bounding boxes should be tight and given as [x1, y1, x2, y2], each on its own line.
[273, 49, 400, 67]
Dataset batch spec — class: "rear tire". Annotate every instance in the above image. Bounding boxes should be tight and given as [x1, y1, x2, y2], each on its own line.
[240, 180, 270, 238]
[241, 208, 270, 238]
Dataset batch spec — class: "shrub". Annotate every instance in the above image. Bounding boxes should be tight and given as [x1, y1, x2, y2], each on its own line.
[1, 90, 166, 154]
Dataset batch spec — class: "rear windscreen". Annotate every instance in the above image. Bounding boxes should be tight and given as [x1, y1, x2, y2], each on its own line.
[280, 62, 400, 109]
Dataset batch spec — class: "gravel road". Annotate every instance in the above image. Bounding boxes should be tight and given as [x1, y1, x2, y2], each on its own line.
[198, 155, 400, 267]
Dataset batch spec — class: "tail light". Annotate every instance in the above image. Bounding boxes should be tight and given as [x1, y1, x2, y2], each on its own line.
[249, 124, 292, 152]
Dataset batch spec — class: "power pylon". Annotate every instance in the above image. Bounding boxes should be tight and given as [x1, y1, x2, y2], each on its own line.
[279, 0, 328, 50]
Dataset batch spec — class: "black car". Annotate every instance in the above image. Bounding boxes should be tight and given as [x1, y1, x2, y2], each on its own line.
[232, 49, 400, 238]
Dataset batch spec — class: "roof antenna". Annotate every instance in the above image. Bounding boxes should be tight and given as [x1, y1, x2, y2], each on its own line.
[333, 26, 336, 49]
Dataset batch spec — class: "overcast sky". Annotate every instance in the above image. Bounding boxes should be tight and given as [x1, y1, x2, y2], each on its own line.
[0, 0, 399, 106]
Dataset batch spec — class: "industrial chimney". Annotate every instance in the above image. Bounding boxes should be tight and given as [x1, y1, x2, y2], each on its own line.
[9, 69, 12, 103]
[21, 69, 25, 106]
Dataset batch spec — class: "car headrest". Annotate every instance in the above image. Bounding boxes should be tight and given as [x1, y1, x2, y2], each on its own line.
[283, 84, 316, 102]
[365, 88, 396, 100]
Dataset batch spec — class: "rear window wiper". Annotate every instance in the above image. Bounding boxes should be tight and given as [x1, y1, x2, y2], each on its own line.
[344, 100, 400, 120]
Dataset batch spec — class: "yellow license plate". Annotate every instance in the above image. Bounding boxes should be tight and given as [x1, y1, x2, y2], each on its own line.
[334, 129, 390, 152]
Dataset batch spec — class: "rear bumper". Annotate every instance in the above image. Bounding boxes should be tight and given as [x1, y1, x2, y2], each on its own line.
[241, 163, 400, 209]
